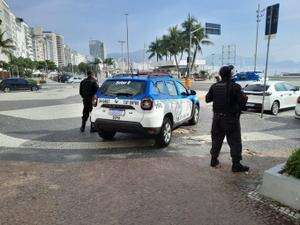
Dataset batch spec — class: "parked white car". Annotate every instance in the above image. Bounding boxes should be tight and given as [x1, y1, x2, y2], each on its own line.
[243, 81, 300, 115]
[295, 96, 300, 119]
[67, 76, 83, 83]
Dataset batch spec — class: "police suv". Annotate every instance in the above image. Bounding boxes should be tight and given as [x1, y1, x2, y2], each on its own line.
[91, 74, 200, 147]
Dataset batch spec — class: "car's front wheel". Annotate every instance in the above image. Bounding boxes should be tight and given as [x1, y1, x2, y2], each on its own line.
[155, 117, 172, 148]
[98, 130, 116, 140]
[189, 105, 200, 125]
[271, 101, 280, 116]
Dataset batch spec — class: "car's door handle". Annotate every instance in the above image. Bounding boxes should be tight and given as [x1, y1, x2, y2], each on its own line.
[289, 94, 292, 96]
[280, 94, 283, 97]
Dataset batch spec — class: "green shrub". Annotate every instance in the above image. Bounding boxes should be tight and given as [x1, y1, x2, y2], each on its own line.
[284, 149, 300, 179]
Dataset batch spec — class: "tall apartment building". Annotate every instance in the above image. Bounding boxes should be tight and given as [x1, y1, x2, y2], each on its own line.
[56, 34, 65, 67]
[89, 40, 106, 61]
[32, 27, 46, 61]
[43, 31, 58, 65]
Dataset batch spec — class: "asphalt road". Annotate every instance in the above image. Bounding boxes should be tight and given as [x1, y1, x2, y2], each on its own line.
[0, 82, 299, 225]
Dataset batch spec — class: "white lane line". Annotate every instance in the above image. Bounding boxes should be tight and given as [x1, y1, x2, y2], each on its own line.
[0, 86, 78, 101]
[0, 133, 27, 148]
[185, 132, 286, 143]
[0, 103, 83, 120]
[0, 133, 153, 150]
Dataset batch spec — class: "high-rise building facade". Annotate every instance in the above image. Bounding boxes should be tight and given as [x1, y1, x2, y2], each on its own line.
[43, 31, 58, 65]
[89, 40, 106, 61]
[32, 27, 46, 61]
[56, 34, 65, 67]
[0, 0, 86, 67]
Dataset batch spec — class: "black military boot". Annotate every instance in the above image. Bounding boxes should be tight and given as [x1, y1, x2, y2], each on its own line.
[210, 157, 220, 167]
[232, 162, 249, 173]
[80, 121, 86, 132]
[90, 122, 96, 133]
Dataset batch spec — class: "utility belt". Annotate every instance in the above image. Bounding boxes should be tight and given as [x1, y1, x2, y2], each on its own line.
[213, 112, 240, 118]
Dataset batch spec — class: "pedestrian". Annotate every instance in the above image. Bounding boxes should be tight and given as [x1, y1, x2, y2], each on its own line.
[205, 65, 249, 172]
[79, 71, 99, 132]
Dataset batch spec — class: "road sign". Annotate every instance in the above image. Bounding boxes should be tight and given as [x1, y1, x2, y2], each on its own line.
[205, 23, 221, 35]
[265, 3, 279, 36]
[261, 3, 280, 118]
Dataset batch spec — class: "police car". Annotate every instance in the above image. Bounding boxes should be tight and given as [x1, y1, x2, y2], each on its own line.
[91, 74, 200, 147]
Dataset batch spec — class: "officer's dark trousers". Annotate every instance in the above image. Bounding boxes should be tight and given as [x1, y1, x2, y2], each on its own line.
[210, 113, 242, 163]
[82, 98, 93, 123]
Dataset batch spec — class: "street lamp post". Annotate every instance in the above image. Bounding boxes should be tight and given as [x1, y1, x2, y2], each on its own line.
[187, 27, 202, 78]
[125, 13, 130, 74]
[118, 40, 125, 73]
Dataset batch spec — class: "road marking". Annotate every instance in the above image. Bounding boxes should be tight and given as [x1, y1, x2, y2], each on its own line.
[0, 133, 27, 148]
[0, 103, 83, 120]
[0, 86, 78, 101]
[0, 133, 154, 150]
[185, 132, 286, 143]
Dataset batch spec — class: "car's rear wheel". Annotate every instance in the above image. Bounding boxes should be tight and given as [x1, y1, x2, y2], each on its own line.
[271, 101, 280, 116]
[189, 105, 200, 125]
[31, 86, 38, 91]
[155, 117, 172, 148]
[4, 87, 10, 93]
[98, 130, 116, 140]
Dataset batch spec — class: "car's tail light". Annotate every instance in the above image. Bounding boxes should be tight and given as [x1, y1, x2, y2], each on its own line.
[141, 98, 153, 110]
[297, 96, 300, 104]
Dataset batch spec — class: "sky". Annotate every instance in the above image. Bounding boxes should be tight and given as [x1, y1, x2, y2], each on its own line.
[6, 0, 300, 63]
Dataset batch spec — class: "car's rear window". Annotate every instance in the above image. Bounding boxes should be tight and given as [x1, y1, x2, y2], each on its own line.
[244, 84, 269, 92]
[100, 80, 145, 97]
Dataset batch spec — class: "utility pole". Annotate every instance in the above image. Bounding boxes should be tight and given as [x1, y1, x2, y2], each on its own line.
[118, 40, 125, 73]
[211, 53, 215, 72]
[254, 4, 265, 72]
[143, 43, 146, 71]
[125, 13, 130, 74]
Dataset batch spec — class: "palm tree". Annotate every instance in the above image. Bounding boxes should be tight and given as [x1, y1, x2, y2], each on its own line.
[182, 15, 213, 72]
[147, 38, 163, 62]
[167, 26, 183, 78]
[0, 30, 14, 58]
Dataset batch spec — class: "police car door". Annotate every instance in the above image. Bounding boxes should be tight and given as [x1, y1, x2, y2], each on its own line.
[176, 81, 193, 121]
[165, 81, 190, 124]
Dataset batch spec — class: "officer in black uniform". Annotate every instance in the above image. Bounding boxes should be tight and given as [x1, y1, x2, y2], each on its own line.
[79, 71, 99, 132]
[206, 66, 249, 172]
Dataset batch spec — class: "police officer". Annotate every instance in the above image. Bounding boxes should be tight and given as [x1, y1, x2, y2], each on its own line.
[79, 71, 99, 132]
[206, 65, 249, 172]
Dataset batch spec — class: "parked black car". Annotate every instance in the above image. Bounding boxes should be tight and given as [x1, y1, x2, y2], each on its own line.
[0, 78, 41, 92]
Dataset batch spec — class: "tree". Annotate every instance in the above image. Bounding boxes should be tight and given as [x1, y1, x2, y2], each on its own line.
[182, 15, 213, 72]
[45, 60, 57, 71]
[167, 26, 183, 78]
[103, 58, 115, 66]
[0, 30, 14, 58]
[147, 38, 163, 62]
[78, 62, 89, 75]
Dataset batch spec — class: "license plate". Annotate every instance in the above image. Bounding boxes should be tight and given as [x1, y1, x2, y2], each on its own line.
[246, 103, 255, 107]
[109, 109, 125, 117]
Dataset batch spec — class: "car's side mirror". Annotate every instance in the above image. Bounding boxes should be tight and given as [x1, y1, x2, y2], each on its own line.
[189, 90, 197, 95]
[181, 92, 188, 96]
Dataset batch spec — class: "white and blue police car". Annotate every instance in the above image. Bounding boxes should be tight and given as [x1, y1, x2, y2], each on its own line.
[91, 74, 200, 147]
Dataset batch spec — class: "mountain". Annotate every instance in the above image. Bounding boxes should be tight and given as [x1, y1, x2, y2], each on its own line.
[108, 50, 149, 63]
[108, 50, 300, 74]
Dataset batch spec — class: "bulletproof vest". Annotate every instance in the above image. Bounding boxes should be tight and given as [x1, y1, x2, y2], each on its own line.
[212, 81, 239, 114]
[80, 78, 96, 99]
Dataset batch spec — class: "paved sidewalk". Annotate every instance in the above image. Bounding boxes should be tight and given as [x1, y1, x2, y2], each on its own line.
[0, 149, 297, 225]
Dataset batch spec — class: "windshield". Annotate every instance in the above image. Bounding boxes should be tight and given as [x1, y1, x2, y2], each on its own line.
[100, 80, 146, 97]
[244, 84, 269, 92]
